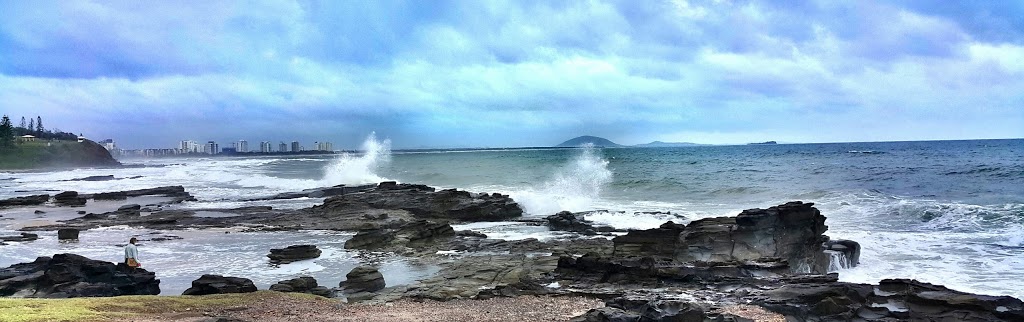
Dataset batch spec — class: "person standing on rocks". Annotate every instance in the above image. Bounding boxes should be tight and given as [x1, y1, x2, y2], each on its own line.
[125, 237, 141, 270]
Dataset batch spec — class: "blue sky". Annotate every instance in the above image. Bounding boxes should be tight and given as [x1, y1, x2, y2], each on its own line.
[1, 0, 1022, 149]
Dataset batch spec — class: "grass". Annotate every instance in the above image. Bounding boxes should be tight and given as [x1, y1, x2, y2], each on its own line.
[0, 291, 326, 322]
[0, 140, 114, 170]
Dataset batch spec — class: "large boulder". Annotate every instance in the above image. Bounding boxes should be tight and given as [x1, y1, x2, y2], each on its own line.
[270, 276, 331, 297]
[341, 266, 385, 293]
[0, 253, 160, 297]
[182, 275, 256, 296]
[54, 191, 87, 207]
[267, 245, 321, 264]
[0, 194, 50, 207]
[311, 182, 523, 222]
[611, 201, 839, 274]
[57, 229, 80, 240]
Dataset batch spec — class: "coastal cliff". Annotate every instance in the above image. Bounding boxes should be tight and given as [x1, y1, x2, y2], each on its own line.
[0, 139, 120, 169]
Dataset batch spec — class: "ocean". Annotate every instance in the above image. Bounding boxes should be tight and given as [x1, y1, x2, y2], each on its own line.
[1, 136, 1022, 298]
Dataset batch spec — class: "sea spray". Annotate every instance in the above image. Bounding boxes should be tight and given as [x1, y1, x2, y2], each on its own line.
[513, 144, 613, 216]
[321, 132, 392, 185]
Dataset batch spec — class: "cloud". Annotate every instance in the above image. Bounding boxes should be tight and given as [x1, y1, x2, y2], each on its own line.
[0, 0, 1021, 148]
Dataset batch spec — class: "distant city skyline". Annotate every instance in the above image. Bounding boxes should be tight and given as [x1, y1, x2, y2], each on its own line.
[1, 1, 1022, 149]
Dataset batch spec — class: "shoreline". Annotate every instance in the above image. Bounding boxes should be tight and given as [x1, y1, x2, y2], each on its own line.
[2, 182, 1022, 321]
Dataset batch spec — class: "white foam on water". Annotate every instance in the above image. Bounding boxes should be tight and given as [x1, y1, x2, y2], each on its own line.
[507, 144, 613, 217]
[582, 211, 686, 230]
[815, 193, 1024, 299]
[321, 132, 392, 185]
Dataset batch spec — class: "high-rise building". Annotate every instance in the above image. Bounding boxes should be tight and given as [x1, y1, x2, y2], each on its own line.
[315, 141, 333, 151]
[259, 141, 272, 153]
[179, 140, 201, 153]
[206, 141, 219, 154]
[237, 140, 248, 153]
[279, 142, 288, 152]
[291, 141, 300, 152]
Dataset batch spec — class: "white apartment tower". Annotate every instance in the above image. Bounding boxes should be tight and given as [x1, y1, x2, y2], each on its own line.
[259, 141, 272, 153]
[237, 140, 249, 153]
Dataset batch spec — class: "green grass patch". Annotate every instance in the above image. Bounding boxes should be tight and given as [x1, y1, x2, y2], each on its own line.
[0, 291, 325, 322]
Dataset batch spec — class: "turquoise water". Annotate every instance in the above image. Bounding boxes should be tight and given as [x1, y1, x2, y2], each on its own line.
[1, 138, 1022, 298]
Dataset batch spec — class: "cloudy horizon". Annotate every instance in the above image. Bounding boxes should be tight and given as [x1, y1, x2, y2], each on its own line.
[1, 0, 1022, 149]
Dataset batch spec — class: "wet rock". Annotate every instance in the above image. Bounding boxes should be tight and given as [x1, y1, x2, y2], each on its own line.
[0, 194, 50, 207]
[82, 186, 196, 203]
[402, 254, 558, 301]
[92, 191, 127, 200]
[269, 276, 331, 297]
[0, 233, 38, 242]
[57, 229, 79, 240]
[547, 211, 616, 235]
[63, 175, 116, 182]
[34, 210, 45, 214]
[0, 253, 160, 297]
[182, 274, 256, 295]
[344, 220, 454, 251]
[256, 184, 376, 201]
[310, 182, 523, 222]
[267, 245, 322, 264]
[341, 266, 385, 301]
[53, 191, 88, 207]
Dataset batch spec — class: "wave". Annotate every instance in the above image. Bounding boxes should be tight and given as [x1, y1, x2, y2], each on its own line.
[847, 150, 886, 154]
[510, 144, 613, 216]
[321, 132, 392, 185]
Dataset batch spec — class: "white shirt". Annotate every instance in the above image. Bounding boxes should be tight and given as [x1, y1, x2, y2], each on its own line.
[124, 243, 138, 260]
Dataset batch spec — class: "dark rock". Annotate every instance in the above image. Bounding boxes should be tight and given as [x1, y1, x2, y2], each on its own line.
[267, 245, 321, 264]
[64, 175, 116, 182]
[92, 191, 127, 200]
[118, 204, 142, 211]
[77, 211, 86, 214]
[759, 279, 1024, 321]
[0, 194, 50, 208]
[182, 274, 256, 295]
[822, 239, 860, 270]
[57, 229, 79, 240]
[340, 266, 385, 293]
[0, 233, 38, 242]
[0, 253, 159, 297]
[269, 276, 331, 297]
[310, 182, 522, 222]
[456, 230, 487, 238]
[344, 220, 454, 251]
[34, 210, 45, 214]
[547, 211, 616, 234]
[570, 307, 639, 322]
[54, 191, 87, 207]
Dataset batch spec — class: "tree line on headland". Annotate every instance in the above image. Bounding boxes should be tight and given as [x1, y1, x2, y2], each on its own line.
[0, 114, 118, 169]
[0, 115, 80, 149]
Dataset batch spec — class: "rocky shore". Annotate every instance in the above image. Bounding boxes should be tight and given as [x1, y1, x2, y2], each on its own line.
[2, 182, 1022, 321]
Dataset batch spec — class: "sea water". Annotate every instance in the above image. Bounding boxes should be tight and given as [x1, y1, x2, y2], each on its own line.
[1, 136, 1021, 298]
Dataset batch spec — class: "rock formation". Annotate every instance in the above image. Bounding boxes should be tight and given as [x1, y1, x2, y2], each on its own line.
[269, 276, 331, 297]
[310, 182, 523, 222]
[182, 275, 257, 296]
[0, 194, 49, 208]
[267, 245, 321, 264]
[0, 254, 159, 297]
[341, 266, 386, 302]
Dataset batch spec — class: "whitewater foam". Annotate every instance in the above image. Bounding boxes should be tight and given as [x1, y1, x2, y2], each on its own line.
[510, 144, 613, 216]
[321, 132, 392, 185]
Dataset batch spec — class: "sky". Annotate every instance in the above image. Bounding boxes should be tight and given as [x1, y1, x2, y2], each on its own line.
[1, 0, 1022, 149]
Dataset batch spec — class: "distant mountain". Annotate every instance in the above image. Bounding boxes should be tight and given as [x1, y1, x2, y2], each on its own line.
[634, 141, 707, 147]
[748, 141, 778, 145]
[556, 135, 622, 147]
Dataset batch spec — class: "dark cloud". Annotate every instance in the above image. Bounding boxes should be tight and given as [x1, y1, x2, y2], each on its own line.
[0, 0, 1021, 149]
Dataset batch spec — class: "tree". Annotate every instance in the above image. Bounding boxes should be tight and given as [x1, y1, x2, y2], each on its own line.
[20, 117, 26, 129]
[28, 118, 34, 133]
[0, 115, 13, 149]
[36, 116, 43, 135]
